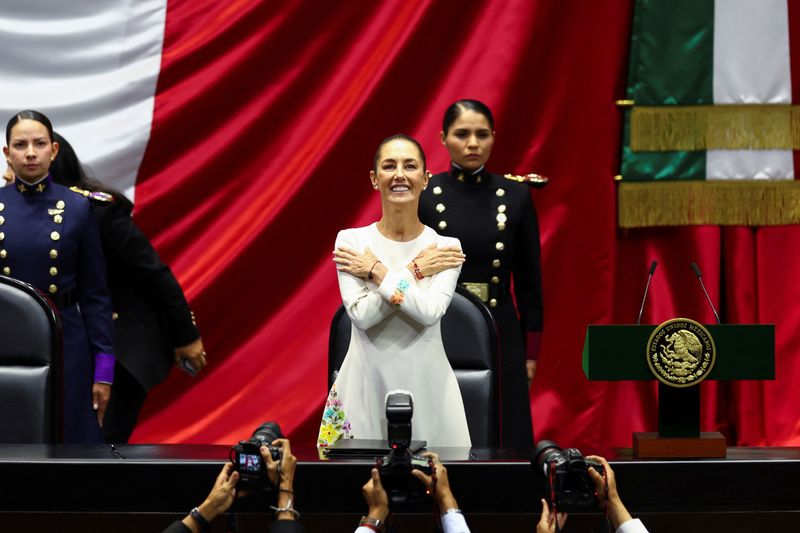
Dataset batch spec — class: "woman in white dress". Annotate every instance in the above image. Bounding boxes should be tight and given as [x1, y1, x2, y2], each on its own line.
[317, 134, 472, 449]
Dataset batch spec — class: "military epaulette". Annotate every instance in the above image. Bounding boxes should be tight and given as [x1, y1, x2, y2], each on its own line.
[69, 186, 115, 204]
[504, 173, 549, 188]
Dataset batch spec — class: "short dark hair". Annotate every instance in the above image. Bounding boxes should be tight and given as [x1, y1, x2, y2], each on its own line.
[442, 99, 495, 134]
[6, 110, 55, 144]
[373, 133, 426, 173]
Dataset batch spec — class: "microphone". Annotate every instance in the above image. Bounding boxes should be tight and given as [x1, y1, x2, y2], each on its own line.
[636, 260, 658, 325]
[690, 262, 721, 325]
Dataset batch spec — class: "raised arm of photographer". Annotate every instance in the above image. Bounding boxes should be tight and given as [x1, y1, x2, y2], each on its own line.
[587, 456, 649, 533]
[411, 452, 470, 533]
[264, 438, 298, 521]
[165, 463, 239, 533]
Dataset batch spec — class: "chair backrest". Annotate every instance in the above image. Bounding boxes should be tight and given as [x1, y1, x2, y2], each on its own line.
[0, 276, 62, 443]
[328, 285, 500, 447]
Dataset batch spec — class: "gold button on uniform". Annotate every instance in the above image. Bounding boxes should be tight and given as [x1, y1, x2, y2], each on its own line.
[48, 284, 57, 294]
[497, 205, 506, 213]
[0, 203, 4, 211]
[0, 232, 4, 241]
[0, 216, 4, 225]
[112, 312, 119, 320]
[56, 200, 65, 209]
[433, 186, 442, 195]
[0, 250, 6, 259]
[492, 259, 501, 268]
[496, 242, 505, 251]
[497, 223, 506, 231]
[50, 231, 60, 241]
[54, 215, 63, 224]
[491, 276, 500, 284]
[438, 221, 448, 231]
[435, 203, 445, 213]
[489, 298, 498, 307]
[49, 267, 58, 276]
[2, 267, 9, 275]
[496, 213, 507, 223]
[50, 249, 58, 259]
[496, 188, 505, 197]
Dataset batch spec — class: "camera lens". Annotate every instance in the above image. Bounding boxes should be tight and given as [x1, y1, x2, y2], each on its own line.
[533, 440, 564, 476]
[251, 421, 284, 445]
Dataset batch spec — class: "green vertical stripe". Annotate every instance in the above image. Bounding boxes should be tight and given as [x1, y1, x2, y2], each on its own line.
[622, 0, 715, 181]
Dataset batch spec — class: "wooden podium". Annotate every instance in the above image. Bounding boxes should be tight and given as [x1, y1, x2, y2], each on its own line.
[582, 324, 775, 458]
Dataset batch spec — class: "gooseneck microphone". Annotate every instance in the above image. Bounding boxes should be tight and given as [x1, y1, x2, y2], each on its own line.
[636, 260, 658, 325]
[690, 262, 721, 325]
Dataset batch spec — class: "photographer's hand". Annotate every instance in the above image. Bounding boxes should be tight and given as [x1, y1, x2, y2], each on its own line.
[536, 498, 567, 533]
[264, 438, 297, 520]
[361, 467, 390, 522]
[586, 455, 632, 530]
[411, 452, 458, 512]
[181, 463, 239, 532]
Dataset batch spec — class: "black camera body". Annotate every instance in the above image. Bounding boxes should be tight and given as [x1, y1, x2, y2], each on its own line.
[230, 421, 284, 491]
[533, 440, 604, 512]
[378, 392, 433, 505]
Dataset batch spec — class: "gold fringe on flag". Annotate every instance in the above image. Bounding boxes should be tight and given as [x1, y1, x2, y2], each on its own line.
[630, 105, 800, 151]
[618, 180, 800, 228]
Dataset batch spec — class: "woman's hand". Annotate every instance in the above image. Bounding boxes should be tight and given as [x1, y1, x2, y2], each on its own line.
[410, 244, 465, 277]
[334, 246, 381, 280]
[92, 383, 111, 427]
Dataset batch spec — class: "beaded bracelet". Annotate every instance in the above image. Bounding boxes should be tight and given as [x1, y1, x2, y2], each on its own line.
[412, 261, 424, 280]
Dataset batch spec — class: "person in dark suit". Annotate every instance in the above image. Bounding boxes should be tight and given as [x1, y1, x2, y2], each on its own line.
[2, 110, 114, 443]
[47, 132, 207, 443]
[418, 99, 544, 449]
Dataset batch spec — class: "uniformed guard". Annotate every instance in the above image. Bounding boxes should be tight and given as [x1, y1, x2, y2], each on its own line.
[419, 99, 544, 449]
[2, 110, 114, 443]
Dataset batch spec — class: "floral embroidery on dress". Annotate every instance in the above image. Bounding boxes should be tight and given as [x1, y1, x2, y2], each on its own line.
[317, 385, 353, 447]
[390, 279, 410, 308]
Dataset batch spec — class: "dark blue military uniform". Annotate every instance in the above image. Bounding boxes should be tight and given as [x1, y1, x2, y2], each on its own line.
[0, 175, 114, 443]
[419, 164, 543, 449]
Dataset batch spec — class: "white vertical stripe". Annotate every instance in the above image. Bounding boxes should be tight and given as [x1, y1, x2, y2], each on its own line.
[708, 0, 793, 180]
[0, 0, 167, 201]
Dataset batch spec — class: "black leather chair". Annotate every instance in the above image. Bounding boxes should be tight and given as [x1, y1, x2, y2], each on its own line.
[328, 285, 500, 447]
[0, 276, 63, 443]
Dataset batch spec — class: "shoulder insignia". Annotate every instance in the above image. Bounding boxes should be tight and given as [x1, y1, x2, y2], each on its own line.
[504, 173, 549, 188]
[69, 186, 115, 204]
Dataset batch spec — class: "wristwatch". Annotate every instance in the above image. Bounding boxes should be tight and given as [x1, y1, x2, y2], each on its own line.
[359, 515, 385, 532]
[190, 507, 211, 531]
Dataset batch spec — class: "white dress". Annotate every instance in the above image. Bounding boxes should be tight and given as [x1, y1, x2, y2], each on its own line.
[317, 223, 471, 448]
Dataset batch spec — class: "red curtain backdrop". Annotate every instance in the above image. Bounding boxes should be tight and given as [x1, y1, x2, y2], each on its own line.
[131, 0, 800, 448]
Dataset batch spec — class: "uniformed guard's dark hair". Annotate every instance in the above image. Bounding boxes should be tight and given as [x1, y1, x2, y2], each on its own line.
[50, 131, 134, 212]
[5, 110, 55, 144]
[373, 133, 426, 173]
[442, 99, 495, 134]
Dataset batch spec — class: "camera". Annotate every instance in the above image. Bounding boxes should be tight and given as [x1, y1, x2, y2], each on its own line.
[378, 391, 433, 505]
[533, 440, 604, 511]
[230, 421, 284, 490]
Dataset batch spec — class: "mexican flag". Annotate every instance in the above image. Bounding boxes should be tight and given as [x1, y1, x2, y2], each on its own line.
[0, 0, 167, 203]
[618, 0, 800, 227]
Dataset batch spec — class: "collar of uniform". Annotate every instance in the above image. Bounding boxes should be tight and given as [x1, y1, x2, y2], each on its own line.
[14, 174, 52, 195]
[449, 163, 487, 184]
